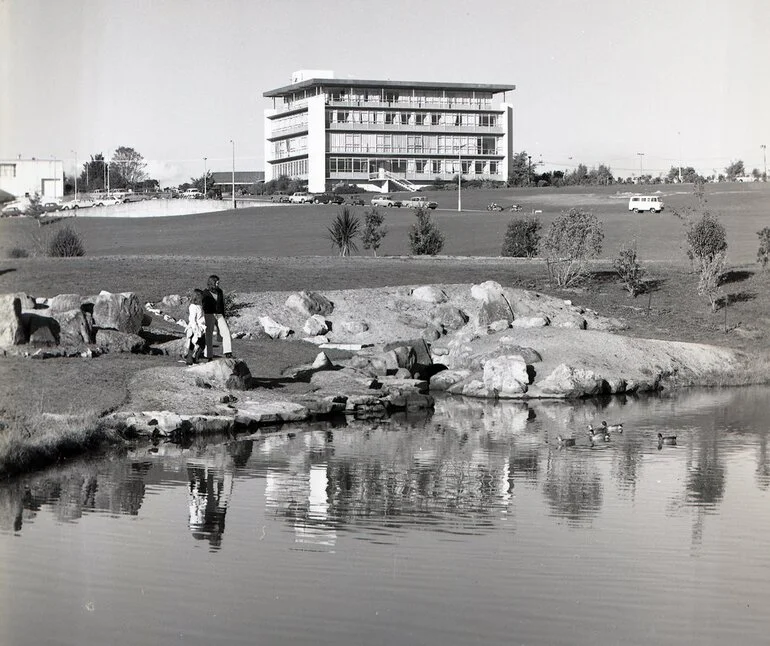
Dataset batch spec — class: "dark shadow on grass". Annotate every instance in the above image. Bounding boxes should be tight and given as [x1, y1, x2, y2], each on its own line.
[720, 269, 754, 286]
[720, 292, 757, 307]
[248, 376, 295, 390]
[0, 268, 17, 277]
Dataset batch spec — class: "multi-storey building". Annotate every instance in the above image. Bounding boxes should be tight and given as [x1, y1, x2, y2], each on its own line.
[263, 71, 515, 193]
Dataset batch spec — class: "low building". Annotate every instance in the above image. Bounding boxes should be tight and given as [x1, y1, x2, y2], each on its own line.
[210, 171, 265, 194]
[263, 70, 515, 193]
[0, 158, 64, 200]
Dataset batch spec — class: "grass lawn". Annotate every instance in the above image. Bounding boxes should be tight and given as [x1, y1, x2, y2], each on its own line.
[0, 182, 769, 477]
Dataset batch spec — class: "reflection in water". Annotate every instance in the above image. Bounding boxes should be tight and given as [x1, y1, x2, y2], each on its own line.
[543, 452, 603, 524]
[187, 464, 234, 550]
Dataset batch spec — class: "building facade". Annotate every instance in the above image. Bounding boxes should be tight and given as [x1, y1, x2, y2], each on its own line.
[0, 158, 64, 199]
[263, 72, 515, 193]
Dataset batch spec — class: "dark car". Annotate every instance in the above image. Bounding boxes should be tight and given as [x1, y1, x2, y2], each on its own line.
[270, 192, 290, 203]
[313, 193, 345, 205]
[347, 195, 366, 206]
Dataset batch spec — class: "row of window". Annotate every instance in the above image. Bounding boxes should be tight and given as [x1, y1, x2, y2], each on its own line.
[271, 113, 308, 135]
[272, 158, 308, 177]
[327, 157, 500, 176]
[0, 163, 16, 178]
[327, 110, 498, 128]
[272, 136, 308, 159]
[327, 133, 499, 155]
[327, 88, 494, 108]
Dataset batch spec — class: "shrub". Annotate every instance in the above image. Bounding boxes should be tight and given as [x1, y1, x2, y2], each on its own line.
[613, 241, 646, 296]
[409, 207, 445, 255]
[327, 206, 361, 257]
[698, 251, 726, 311]
[47, 224, 85, 257]
[542, 208, 603, 287]
[361, 207, 388, 257]
[501, 216, 541, 258]
[757, 227, 770, 269]
[686, 212, 727, 271]
[8, 247, 29, 258]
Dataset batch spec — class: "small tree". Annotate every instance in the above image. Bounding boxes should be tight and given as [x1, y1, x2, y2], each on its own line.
[613, 240, 646, 296]
[409, 207, 445, 255]
[685, 212, 727, 272]
[724, 160, 745, 180]
[327, 206, 360, 257]
[501, 216, 541, 258]
[698, 251, 726, 311]
[361, 207, 388, 257]
[542, 208, 604, 287]
[757, 227, 770, 269]
[47, 224, 85, 257]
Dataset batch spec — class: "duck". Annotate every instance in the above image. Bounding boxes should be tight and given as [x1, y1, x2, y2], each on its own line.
[601, 421, 623, 434]
[658, 433, 677, 446]
[587, 425, 610, 444]
[557, 435, 576, 447]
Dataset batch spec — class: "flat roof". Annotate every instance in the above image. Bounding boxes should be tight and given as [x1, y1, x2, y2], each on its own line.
[264, 78, 515, 98]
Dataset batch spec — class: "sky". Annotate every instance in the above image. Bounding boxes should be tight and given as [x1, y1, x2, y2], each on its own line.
[1, 0, 768, 186]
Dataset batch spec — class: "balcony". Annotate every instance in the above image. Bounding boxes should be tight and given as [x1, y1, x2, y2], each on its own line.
[327, 121, 503, 135]
[326, 98, 496, 112]
[267, 122, 309, 140]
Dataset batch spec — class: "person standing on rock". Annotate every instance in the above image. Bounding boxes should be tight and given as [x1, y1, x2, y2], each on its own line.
[184, 288, 207, 365]
[202, 274, 233, 360]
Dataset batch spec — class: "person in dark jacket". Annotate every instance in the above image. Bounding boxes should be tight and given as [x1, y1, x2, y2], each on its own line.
[202, 275, 233, 360]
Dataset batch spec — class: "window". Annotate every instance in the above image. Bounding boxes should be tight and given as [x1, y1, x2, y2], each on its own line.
[400, 112, 409, 125]
[431, 113, 441, 126]
[489, 161, 498, 175]
[0, 163, 16, 178]
[385, 112, 396, 125]
[474, 161, 485, 174]
[432, 160, 442, 174]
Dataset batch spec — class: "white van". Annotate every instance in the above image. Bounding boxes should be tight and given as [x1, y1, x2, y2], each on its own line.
[628, 195, 664, 213]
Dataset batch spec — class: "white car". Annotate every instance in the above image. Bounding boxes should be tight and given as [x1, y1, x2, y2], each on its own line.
[402, 196, 438, 209]
[93, 196, 123, 207]
[183, 188, 203, 199]
[60, 198, 95, 210]
[370, 195, 402, 208]
[289, 191, 313, 204]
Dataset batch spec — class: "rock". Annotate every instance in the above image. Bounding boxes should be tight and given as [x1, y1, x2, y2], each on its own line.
[26, 313, 59, 345]
[384, 338, 432, 366]
[496, 340, 542, 364]
[482, 355, 529, 397]
[421, 325, 442, 342]
[589, 316, 628, 331]
[234, 401, 310, 427]
[341, 320, 369, 335]
[95, 329, 146, 353]
[285, 290, 334, 317]
[381, 346, 416, 373]
[303, 314, 329, 336]
[53, 308, 93, 345]
[155, 337, 186, 356]
[394, 368, 412, 379]
[535, 363, 607, 398]
[471, 280, 506, 301]
[48, 293, 84, 312]
[448, 378, 499, 398]
[432, 305, 469, 331]
[397, 313, 430, 328]
[429, 369, 471, 391]
[551, 313, 587, 330]
[161, 294, 183, 307]
[309, 368, 380, 392]
[511, 316, 549, 328]
[259, 316, 293, 339]
[312, 352, 333, 369]
[92, 291, 145, 334]
[411, 286, 448, 303]
[188, 358, 252, 389]
[0, 294, 26, 346]
[305, 335, 329, 345]
[477, 298, 514, 328]
[349, 354, 388, 377]
[487, 320, 510, 333]
[431, 346, 449, 356]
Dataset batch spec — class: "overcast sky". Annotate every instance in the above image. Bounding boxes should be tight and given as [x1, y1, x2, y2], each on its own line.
[1, 0, 768, 185]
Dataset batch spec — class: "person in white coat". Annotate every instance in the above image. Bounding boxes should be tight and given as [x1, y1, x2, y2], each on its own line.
[185, 289, 206, 365]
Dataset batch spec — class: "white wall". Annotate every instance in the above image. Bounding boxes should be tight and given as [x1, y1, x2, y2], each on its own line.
[306, 94, 326, 193]
[263, 108, 277, 183]
[0, 159, 64, 199]
[501, 104, 514, 182]
[75, 199, 235, 218]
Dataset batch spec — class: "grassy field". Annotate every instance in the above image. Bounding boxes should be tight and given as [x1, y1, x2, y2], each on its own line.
[0, 182, 769, 477]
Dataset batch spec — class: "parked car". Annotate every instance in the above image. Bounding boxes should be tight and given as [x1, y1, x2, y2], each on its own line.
[289, 191, 314, 204]
[60, 198, 95, 210]
[347, 196, 366, 206]
[270, 192, 290, 203]
[313, 193, 345, 205]
[93, 196, 123, 207]
[402, 196, 438, 210]
[370, 195, 402, 208]
[182, 188, 203, 199]
[1, 200, 28, 216]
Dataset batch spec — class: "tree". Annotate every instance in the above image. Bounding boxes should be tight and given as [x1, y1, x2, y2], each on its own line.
[501, 216, 541, 258]
[409, 207, 445, 255]
[507, 151, 530, 187]
[756, 227, 770, 269]
[361, 208, 388, 256]
[78, 153, 107, 192]
[666, 166, 701, 183]
[111, 146, 147, 188]
[327, 206, 361, 257]
[724, 160, 745, 180]
[613, 240, 646, 296]
[542, 207, 604, 287]
[189, 171, 215, 196]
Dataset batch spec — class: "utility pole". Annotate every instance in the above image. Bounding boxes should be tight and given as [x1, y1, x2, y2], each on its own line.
[203, 157, 207, 197]
[230, 140, 235, 209]
[678, 132, 682, 182]
[527, 155, 532, 186]
[637, 152, 645, 183]
[71, 150, 78, 200]
[762, 144, 767, 181]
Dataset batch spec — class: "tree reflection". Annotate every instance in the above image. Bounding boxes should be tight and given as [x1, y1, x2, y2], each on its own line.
[542, 453, 603, 525]
[187, 464, 234, 550]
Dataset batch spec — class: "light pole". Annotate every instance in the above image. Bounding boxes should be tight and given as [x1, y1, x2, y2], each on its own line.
[230, 140, 235, 209]
[71, 150, 78, 200]
[761, 144, 767, 181]
[456, 143, 468, 212]
[637, 152, 645, 183]
[203, 157, 207, 197]
[678, 132, 682, 182]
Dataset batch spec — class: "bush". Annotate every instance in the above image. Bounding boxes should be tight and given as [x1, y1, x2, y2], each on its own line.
[501, 216, 541, 258]
[698, 251, 726, 311]
[8, 247, 29, 259]
[686, 212, 727, 271]
[409, 207, 445, 255]
[362, 208, 388, 257]
[613, 241, 645, 296]
[327, 206, 361, 257]
[47, 224, 85, 257]
[757, 227, 770, 269]
[542, 208, 603, 287]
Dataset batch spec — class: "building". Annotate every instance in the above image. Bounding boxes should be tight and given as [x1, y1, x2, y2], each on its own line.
[0, 158, 64, 200]
[263, 71, 515, 193]
[210, 171, 265, 194]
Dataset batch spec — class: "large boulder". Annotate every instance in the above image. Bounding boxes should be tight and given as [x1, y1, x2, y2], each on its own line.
[341, 320, 369, 335]
[482, 355, 529, 397]
[0, 294, 26, 346]
[24, 313, 59, 346]
[303, 314, 329, 336]
[188, 357, 252, 390]
[92, 291, 145, 334]
[285, 290, 334, 317]
[49, 293, 85, 312]
[411, 285, 448, 304]
[535, 364, 607, 398]
[259, 316, 293, 339]
[432, 305, 469, 331]
[472, 281, 514, 328]
[95, 329, 146, 353]
[53, 309, 93, 345]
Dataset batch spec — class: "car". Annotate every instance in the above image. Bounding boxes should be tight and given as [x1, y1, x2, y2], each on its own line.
[402, 196, 438, 209]
[60, 198, 95, 210]
[182, 188, 203, 199]
[270, 192, 290, 202]
[312, 193, 345, 205]
[347, 196, 366, 206]
[370, 195, 402, 208]
[628, 195, 663, 213]
[289, 191, 314, 204]
[93, 196, 123, 207]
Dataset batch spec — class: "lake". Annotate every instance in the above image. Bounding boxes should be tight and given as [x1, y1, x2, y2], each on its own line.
[1, 386, 769, 646]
